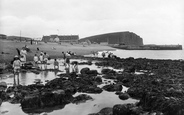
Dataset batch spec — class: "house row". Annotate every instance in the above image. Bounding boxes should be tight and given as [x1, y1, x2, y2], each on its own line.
[42, 35, 79, 43]
[0, 34, 7, 39]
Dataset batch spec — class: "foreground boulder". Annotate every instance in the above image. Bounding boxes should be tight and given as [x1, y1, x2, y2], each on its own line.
[78, 85, 103, 94]
[80, 67, 98, 76]
[113, 104, 135, 115]
[118, 93, 130, 100]
[80, 67, 90, 75]
[138, 93, 184, 115]
[21, 90, 73, 113]
[101, 69, 116, 74]
[73, 94, 93, 104]
[102, 84, 122, 92]
[89, 107, 113, 115]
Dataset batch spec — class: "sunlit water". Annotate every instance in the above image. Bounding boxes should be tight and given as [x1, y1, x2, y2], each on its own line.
[86, 49, 184, 60]
[0, 59, 138, 115]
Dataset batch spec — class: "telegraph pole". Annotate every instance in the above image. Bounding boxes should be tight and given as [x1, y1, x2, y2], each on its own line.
[20, 30, 21, 42]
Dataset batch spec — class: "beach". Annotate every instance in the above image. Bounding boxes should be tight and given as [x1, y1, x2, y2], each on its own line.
[0, 39, 184, 115]
[0, 39, 115, 63]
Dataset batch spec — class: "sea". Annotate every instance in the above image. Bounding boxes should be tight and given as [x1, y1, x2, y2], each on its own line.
[90, 49, 184, 60]
[0, 49, 184, 115]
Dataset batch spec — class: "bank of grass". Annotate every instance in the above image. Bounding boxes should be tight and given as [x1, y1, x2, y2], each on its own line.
[0, 39, 115, 63]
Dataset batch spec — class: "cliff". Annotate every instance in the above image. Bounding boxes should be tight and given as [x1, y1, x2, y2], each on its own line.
[79, 31, 143, 46]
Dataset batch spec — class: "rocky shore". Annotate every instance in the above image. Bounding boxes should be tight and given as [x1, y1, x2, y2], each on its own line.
[0, 56, 184, 115]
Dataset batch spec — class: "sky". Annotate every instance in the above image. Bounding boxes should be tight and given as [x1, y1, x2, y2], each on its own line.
[0, 0, 184, 45]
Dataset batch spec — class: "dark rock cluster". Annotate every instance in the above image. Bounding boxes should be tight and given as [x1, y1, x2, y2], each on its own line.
[1, 56, 184, 115]
[93, 57, 184, 115]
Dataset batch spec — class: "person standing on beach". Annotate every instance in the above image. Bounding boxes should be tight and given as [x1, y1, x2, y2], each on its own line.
[33, 54, 39, 67]
[20, 55, 25, 67]
[62, 52, 66, 66]
[12, 55, 21, 86]
[102, 52, 106, 58]
[65, 57, 70, 75]
[72, 61, 79, 74]
[43, 52, 49, 64]
[13, 55, 21, 73]
[65, 57, 70, 68]
[54, 59, 59, 69]
[20, 47, 27, 62]
[43, 52, 49, 69]
[39, 53, 44, 64]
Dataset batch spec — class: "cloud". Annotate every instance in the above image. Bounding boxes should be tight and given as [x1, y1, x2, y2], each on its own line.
[0, 0, 184, 45]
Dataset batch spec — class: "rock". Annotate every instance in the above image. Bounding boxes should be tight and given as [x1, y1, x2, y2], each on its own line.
[78, 85, 103, 94]
[115, 91, 122, 95]
[98, 107, 113, 115]
[21, 94, 40, 110]
[78, 61, 92, 65]
[102, 74, 117, 79]
[87, 70, 98, 75]
[127, 87, 143, 99]
[102, 84, 122, 92]
[80, 67, 90, 75]
[0, 81, 7, 89]
[0, 91, 10, 101]
[1, 110, 9, 114]
[22, 62, 34, 69]
[129, 106, 143, 115]
[101, 69, 116, 74]
[73, 94, 93, 104]
[113, 104, 135, 115]
[21, 90, 73, 112]
[31, 70, 40, 74]
[138, 93, 184, 115]
[94, 76, 102, 83]
[89, 107, 113, 115]
[118, 93, 130, 100]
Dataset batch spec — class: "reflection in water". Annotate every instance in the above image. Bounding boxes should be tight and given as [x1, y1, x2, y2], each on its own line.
[13, 74, 20, 86]
[43, 71, 48, 79]
[20, 73, 27, 86]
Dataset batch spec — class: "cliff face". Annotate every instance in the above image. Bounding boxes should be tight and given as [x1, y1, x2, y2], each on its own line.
[80, 31, 143, 46]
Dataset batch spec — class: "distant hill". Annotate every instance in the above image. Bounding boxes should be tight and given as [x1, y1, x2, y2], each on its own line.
[79, 31, 143, 46]
[7, 36, 32, 41]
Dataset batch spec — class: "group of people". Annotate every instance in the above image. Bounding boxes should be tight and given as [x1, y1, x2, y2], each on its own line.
[91, 51, 99, 57]
[33, 51, 49, 65]
[60, 51, 78, 74]
[91, 51, 117, 59]
[13, 50, 79, 75]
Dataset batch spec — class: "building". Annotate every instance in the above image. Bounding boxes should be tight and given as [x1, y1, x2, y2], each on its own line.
[0, 34, 7, 39]
[42, 35, 79, 43]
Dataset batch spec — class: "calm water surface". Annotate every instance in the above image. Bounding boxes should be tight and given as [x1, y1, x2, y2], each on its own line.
[87, 49, 184, 60]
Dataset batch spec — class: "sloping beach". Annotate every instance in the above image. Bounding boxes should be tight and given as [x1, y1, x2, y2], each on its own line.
[0, 39, 115, 63]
